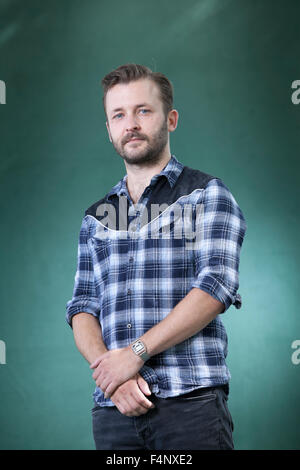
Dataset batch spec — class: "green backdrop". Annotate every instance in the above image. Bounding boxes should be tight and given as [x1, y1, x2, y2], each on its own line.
[1, 0, 299, 450]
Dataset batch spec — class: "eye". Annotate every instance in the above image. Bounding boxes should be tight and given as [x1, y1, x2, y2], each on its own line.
[139, 109, 150, 114]
[113, 113, 123, 119]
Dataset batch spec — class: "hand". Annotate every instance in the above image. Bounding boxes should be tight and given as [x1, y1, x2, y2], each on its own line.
[90, 346, 144, 398]
[110, 373, 155, 417]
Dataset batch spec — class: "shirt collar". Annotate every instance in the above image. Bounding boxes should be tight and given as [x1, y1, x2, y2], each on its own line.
[106, 154, 184, 200]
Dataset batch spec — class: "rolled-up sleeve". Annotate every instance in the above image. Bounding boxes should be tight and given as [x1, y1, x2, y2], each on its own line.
[191, 178, 247, 313]
[65, 216, 100, 328]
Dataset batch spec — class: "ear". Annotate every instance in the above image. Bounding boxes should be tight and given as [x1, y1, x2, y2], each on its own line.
[106, 121, 112, 142]
[167, 109, 179, 132]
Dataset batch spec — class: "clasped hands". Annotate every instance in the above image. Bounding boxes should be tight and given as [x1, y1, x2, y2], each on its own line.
[90, 345, 145, 399]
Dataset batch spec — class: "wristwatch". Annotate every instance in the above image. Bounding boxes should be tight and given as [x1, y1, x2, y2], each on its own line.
[131, 339, 150, 362]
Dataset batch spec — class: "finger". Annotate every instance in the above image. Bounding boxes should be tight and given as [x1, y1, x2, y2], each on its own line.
[133, 383, 155, 409]
[91, 354, 107, 369]
[104, 381, 117, 399]
[95, 374, 104, 389]
[137, 375, 152, 396]
[124, 394, 151, 416]
[90, 357, 102, 369]
[92, 365, 103, 381]
[97, 375, 110, 391]
[92, 369, 100, 380]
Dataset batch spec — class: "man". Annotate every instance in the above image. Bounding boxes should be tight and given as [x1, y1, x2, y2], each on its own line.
[66, 63, 247, 450]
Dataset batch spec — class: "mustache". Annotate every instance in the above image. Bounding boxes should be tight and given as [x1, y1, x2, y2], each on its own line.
[122, 133, 147, 145]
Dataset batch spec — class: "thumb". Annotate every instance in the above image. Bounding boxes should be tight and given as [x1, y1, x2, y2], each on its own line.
[136, 374, 151, 395]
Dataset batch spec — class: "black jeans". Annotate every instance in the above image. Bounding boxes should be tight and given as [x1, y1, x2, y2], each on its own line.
[92, 385, 234, 450]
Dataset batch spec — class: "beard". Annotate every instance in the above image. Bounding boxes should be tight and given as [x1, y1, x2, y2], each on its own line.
[110, 118, 169, 166]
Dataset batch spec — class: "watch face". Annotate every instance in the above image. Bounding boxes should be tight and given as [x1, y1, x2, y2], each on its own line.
[133, 341, 144, 354]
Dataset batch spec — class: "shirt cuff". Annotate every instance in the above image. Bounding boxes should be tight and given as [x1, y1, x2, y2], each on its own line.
[191, 274, 242, 313]
[65, 298, 100, 328]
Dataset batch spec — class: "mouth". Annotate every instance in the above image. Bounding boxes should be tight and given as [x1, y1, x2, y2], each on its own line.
[127, 138, 143, 143]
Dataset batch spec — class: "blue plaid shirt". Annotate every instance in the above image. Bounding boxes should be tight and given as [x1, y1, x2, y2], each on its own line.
[66, 155, 247, 406]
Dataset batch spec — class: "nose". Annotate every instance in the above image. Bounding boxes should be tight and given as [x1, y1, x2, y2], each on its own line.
[125, 114, 141, 132]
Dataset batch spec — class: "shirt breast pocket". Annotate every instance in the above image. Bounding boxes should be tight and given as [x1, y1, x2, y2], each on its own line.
[89, 237, 112, 292]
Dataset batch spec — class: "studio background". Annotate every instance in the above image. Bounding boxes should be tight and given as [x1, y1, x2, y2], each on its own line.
[0, 0, 299, 450]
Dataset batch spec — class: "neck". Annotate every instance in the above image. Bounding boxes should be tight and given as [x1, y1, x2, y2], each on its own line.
[125, 152, 172, 205]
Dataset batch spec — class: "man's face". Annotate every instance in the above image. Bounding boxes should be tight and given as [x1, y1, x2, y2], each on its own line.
[105, 78, 170, 165]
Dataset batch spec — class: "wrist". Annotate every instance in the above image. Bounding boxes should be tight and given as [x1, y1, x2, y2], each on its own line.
[126, 345, 144, 367]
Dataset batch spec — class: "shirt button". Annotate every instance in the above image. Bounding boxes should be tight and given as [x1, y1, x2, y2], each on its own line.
[129, 257, 134, 262]
[131, 225, 137, 232]
[127, 323, 132, 328]
[127, 288, 131, 294]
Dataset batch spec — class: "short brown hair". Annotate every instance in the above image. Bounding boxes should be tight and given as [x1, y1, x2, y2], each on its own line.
[101, 63, 174, 119]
